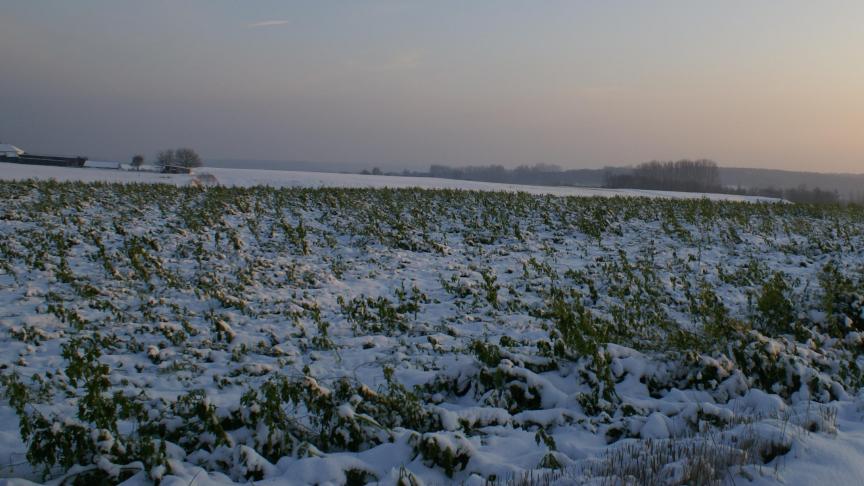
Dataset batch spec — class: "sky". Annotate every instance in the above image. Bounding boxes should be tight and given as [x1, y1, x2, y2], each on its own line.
[1, 1, 863, 173]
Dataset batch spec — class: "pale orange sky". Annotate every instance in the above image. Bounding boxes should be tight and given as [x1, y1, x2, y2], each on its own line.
[1, 1, 862, 172]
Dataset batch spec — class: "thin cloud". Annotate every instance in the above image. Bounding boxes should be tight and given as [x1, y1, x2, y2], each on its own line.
[248, 20, 290, 28]
[384, 51, 422, 71]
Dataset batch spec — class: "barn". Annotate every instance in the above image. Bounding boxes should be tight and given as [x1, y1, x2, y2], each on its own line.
[0, 143, 88, 167]
[0, 144, 24, 158]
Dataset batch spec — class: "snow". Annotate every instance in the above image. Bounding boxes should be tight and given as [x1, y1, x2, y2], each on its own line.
[0, 162, 182, 184]
[0, 172, 859, 485]
[0, 162, 777, 202]
[640, 412, 671, 439]
[742, 400, 864, 485]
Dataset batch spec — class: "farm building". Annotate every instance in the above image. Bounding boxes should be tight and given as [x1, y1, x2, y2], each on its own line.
[0, 143, 87, 167]
[0, 144, 24, 158]
[161, 164, 191, 174]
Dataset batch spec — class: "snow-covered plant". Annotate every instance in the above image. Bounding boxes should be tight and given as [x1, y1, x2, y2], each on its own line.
[756, 272, 797, 336]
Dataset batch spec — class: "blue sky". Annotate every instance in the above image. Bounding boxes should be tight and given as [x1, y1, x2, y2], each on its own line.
[1, 1, 862, 171]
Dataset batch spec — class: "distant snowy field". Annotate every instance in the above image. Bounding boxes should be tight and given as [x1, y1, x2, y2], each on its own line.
[0, 162, 776, 202]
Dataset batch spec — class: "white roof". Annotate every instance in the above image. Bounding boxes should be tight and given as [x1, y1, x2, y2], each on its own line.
[0, 144, 24, 155]
[84, 160, 121, 169]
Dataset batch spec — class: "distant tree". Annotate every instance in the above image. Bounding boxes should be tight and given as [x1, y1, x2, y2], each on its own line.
[604, 159, 721, 192]
[155, 150, 176, 170]
[175, 148, 203, 168]
[131, 154, 144, 171]
[371, 167, 383, 175]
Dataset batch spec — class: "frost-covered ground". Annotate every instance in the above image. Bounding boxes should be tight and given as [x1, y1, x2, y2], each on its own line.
[0, 180, 862, 485]
[0, 162, 776, 202]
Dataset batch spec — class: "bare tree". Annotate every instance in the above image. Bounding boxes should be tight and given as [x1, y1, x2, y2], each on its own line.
[156, 150, 176, 170]
[131, 154, 144, 171]
[175, 148, 203, 168]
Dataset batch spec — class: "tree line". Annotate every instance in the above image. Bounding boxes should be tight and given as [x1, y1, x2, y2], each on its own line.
[129, 148, 203, 171]
[358, 160, 846, 204]
[426, 163, 604, 186]
[603, 159, 840, 203]
[604, 159, 722, 193]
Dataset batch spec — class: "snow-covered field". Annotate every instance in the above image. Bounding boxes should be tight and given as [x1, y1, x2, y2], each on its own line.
[0, 162, 776, 202]
[0, 176, 862, 485]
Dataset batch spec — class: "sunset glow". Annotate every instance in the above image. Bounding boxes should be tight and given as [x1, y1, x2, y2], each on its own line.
[1, 1, 862, 172]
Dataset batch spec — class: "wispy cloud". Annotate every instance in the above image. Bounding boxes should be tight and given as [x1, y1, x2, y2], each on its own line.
[248, 20, 290, 28]
[384, 51, 422, 71]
